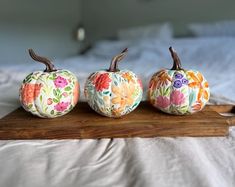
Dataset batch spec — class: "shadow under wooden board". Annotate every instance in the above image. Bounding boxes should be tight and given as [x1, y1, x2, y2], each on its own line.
[0, 102, 234, 139]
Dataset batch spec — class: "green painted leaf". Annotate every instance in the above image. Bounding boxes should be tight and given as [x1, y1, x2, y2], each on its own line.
[40, 95, 43, 102]
[24, 73, 33, 82]
[56, 89, 61, 94]
[64, 86, 72, 91]
[164, 87, 171, 96]
[28, 104, 33, 109]
[114, 81, 118, 86]
[53, 90, 57, 96]
[103, 91, 109, 95]
[159, 87, 164, 96]
[53, 98, 59, 103]
[180, 105, 189, 113]
[132, 102, 138, 108]
[181, 87, 187, 94]
[50, 110, 54, 115]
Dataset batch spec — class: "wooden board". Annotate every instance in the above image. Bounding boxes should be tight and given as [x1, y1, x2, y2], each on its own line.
[0, 102, 234, 139]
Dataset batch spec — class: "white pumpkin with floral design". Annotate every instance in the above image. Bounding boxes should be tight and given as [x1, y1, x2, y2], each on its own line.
[148, 47, 210, 115]
[19, 49, 80, 118]
[84, 48, 143, 118]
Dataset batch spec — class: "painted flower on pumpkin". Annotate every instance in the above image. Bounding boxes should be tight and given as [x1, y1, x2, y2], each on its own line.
[122, 72, 135, 83]
[187, 71, 209, 101]
[47, 98, 53, 105]
[155, 96, 170, 108]
[73, 82, 79, 105]
[175, 73, 183, 79]
[62, 92, 68, 97]
[149, 70, 172, 89]
[173, 80, 182, 88]
[182, 78, 189, 85]
[170, 90, 185, 105]
[92, 73, 111, 91]
[21, 83, 42, 104]
[54, 101, 70, 112]
[54, 76, 68, 88]
[111, 82, 135, 114]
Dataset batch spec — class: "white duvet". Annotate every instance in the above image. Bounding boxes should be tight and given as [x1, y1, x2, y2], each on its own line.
[0, 37, 235, 187]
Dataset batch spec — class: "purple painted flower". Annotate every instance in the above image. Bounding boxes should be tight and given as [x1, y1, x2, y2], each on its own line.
[175, 73, 183, 79]
[54, 102, 70, 112]
[182, 78, 189, 85]
[173, 80, 182, 88]
[54, 76, 68, 88]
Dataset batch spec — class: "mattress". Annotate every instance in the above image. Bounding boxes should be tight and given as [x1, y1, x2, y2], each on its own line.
[0, 37, 235, 187]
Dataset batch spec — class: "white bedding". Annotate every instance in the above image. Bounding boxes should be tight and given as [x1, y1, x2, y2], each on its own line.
[0, 37, 235, 187]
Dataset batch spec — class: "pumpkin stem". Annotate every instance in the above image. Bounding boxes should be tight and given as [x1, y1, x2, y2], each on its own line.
[28, 49, 56, 72]
[169, 47, 183, 70]
[108, 48, 128, 72]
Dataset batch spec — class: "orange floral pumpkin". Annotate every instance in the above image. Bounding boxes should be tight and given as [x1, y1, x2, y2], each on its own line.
[84, 48, 143, 117]
[148, 47, 210, 115]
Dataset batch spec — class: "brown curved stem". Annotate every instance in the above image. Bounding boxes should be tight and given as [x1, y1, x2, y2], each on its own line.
[28, 49, 56, 72]
[169, 46, 183, 70]
[108, 48, 128, 72]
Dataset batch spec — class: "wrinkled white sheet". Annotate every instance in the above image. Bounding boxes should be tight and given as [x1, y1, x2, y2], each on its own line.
[0, 37, 235, 187]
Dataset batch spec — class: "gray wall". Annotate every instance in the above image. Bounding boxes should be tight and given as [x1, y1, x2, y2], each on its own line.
[0, 0, 81, 64]
[1, 0, 235, 64]
[82, 0, 235, 41]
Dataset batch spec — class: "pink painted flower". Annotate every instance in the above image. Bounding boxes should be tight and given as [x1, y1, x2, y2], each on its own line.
[47, 98, 53, 105]
[156, 96, 170, 108]
[170, 90, 185, 105]
[54, 102, 70, 112]
[54, 76, 68, 88]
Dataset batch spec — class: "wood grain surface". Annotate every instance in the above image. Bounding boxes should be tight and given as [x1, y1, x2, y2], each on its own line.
[0, 102, 234, 139]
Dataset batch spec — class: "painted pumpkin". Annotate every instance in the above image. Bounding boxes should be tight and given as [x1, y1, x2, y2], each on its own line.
[148, 47, 210, 115]
[19, 49, 80, 118]
[84, 48, 143, 118]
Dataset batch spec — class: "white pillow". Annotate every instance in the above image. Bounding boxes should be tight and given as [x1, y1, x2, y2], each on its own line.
[117, 22, 173, 41]
[189, 20, 235, 37]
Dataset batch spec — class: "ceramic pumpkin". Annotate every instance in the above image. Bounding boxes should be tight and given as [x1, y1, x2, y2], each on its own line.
[148, 47, 210, 115]
[84, 48, 143, 118]
[19, 49, 80, 118]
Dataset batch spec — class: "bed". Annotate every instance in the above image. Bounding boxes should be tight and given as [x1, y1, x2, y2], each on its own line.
[0, 22, 235, 187]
